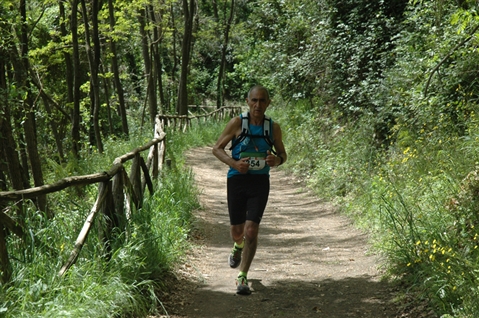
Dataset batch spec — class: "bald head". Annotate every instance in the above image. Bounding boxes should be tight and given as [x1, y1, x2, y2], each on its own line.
[247, 85, 270, 101]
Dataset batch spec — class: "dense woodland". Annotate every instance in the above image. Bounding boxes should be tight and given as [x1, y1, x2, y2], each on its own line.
[2, 0, 479, 316]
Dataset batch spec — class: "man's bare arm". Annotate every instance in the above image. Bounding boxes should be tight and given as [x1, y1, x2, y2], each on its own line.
[212, 117, 250, 174]
[266, 122, 287, 167]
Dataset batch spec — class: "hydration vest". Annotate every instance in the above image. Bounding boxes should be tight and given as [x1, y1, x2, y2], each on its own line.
[229, 112, 276, 155]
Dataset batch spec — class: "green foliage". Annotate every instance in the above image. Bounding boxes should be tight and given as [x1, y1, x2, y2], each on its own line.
[359, 14, 479, 314]
[270, 100, 379, 200]
[165, 116, 229, 170]
[0, 118, 228, 317]
[353, 125, 479, 316]
[230, 0, 330, 99]
[327, 0, 408, 116]
[1, 173, 195, 317]
[323, 7, 479, 314]
[380, 1, 479, 141]
[273, 54, 479, 316]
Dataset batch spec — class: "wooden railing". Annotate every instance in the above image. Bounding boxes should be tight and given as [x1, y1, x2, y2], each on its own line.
[159, 105, 242, 131]
[0, 106, 242, 283]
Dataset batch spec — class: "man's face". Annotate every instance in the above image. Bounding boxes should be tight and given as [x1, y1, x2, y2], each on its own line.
[246, 89, 270, 117]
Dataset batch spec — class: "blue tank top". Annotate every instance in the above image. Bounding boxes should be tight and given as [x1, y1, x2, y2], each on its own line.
[227, 122, 274, 178]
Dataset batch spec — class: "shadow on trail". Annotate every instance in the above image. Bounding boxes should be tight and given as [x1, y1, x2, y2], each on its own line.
[177, 147, 398, 317]
[179, 200, 397, 318]
[182, 276, 394, 318]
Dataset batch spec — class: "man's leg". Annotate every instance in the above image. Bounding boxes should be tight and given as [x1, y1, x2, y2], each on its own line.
[233, 220, 259, 295]
[229, 223, 244, 268]
[227, 175, 247, 268]
[229, 220, 259, 271]
[239, 220, 259, 273]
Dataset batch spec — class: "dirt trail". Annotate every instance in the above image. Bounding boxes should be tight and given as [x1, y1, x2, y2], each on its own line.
[163, 146, 399, 318]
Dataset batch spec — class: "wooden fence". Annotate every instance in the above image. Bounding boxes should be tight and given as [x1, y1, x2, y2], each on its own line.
[0, 106, 242, 283]
[159, 105, 242, 131]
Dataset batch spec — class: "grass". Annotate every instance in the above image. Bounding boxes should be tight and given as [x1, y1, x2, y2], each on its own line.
[269, 100, 479, 317]
[0, 117, 228, 317]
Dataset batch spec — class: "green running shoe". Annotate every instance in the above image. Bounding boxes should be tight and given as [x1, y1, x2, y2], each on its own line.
[236, 275, 251, 295]
[228, 246, 243, 268]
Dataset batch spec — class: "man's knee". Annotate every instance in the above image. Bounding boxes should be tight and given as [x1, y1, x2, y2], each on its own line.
[230, 224, 245, 241]
[244, 222, 259, 242]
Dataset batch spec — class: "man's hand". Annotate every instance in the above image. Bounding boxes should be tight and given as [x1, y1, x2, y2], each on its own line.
[234, 157, 250, 174]
[265, 150, 278, 167]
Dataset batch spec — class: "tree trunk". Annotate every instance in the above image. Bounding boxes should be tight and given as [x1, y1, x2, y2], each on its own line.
[212, 0, 219, 22]
[81, 0, 104, 153]
[149, 5, 166, 115]
[59, 0, 74, 112]
[92, 0, 103, 150]
[100, 63, 114, 135]
[170, 3, 178, 85]
[13, 112, 30, 188]
[138, 7, 158, 125]
[19, 0, 47, 214]
[0, 224, 11, 284]
[71, 0, 82, 158]
[176, 0, 196, 115]
[0, 148, 7, 191]
[39, 92, 65, 161]
[0, 35, 27, 193]
[58, 0, 73, 162]
[0, 102, 26, 222]
[108, 0, 129, 136]
[0, 54, 26, 194]
[216, 0, 235, 109]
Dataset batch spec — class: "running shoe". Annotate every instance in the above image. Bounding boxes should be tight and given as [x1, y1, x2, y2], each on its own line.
[228, 245, 243, 268]
[236, 275, 251, 295]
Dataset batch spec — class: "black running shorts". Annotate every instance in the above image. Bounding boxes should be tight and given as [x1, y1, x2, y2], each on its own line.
[227, 174, 270, 225]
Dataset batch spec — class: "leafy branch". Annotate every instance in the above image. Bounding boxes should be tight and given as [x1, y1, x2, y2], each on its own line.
[424, 23, 479, 97]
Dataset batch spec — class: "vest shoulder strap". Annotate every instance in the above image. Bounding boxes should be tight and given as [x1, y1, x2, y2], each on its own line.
[229, 112, 276, 154]
[240, 112, 271, 136]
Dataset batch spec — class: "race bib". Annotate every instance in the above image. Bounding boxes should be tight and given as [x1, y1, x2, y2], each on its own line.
[240, 152, 266, 170]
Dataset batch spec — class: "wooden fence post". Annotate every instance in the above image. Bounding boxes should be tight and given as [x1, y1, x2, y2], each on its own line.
[159, 136, 166, 170]
[130, 153, 143, 210]
[0, 207, 25, 283]
[112, 167, 126, 233]
[59, 182, 109, 276]
[146, 117, 164, 180]
[121, 169, 134, 222]
[152, 144, 159, 178]
[140, 157, 154, 195]
[0, 223, 11, 284]
[100, 180, 116, 260]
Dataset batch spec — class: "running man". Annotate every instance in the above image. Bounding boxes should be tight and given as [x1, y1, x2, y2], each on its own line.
[212, 85, 287, 295]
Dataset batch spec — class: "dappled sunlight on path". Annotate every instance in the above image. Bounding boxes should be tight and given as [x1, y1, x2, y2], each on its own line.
[163, 146, 399, 318]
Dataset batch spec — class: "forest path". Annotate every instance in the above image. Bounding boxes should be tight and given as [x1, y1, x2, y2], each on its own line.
[162, 146, 399, 318]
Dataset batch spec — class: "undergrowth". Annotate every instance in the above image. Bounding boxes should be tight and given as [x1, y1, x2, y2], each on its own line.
[0, 118, 227, 317]
[270, 100, 479, 317]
